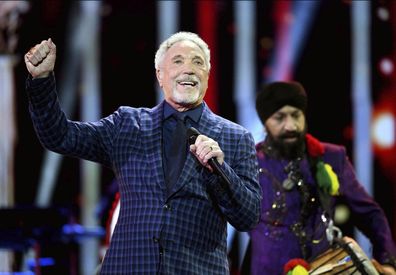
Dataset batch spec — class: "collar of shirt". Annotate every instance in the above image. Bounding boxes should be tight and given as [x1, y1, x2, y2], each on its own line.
[163, 101, 203, 125]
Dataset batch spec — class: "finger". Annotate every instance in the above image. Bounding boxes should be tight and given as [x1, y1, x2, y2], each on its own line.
[205, 164, 213, 172]
[194, 134, 205, 146]
[37, 43, 50, 59]
[26, 47, 38, 64]
[197, 142, 213, 158]
[189, 144, 197, 153]
[28, 45, 44, 65]
[193, 135, 206, 153]
[33, 41, 50, 60]
[48, 38, 56, 49]
[198, 146, 213, 161]
[24, 53, 33, 66]
[189, 142, 215, 172]
[24, 53, 30, 63]
[203, 151, 214, 163]
[24, 54, 34, 72]
[29, 53, 41, 66]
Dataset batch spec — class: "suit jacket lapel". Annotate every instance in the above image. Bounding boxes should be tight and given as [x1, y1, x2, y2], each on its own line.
[169, 103, 223, 197]
[141, 102, 167, 195]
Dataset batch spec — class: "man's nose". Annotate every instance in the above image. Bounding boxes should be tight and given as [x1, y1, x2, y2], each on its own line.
[284, 116, 297, 131]
[181, 62, 196, 74]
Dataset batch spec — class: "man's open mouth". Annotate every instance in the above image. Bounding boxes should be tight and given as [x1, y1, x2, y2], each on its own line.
[177, 80, 198, 87]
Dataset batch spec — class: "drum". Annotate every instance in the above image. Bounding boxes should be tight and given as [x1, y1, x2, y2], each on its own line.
[99, 192, 120, 262]
[309, 237, 379, 275]
[98, 192, 121, 268]
[105, 192, 120, 245]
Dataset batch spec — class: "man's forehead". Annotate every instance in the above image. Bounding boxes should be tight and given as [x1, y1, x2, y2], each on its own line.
[275, 105, 302, 114]
[167, 40, 204, 56]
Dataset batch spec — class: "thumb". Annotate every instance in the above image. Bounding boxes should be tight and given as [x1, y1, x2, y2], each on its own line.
[47, 38, 56, 51]
[372, 259, 385, 274]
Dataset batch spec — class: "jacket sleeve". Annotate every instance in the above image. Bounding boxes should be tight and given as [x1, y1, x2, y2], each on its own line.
[26, 73, 120, 167]
[204, 130, 262, 231]
[336, 146, 396, 266]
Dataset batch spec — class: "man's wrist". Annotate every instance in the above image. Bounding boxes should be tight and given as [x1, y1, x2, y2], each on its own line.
[32, 71, 51, 79]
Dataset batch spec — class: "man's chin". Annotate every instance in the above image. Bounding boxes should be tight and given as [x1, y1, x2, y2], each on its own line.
[176, 84, 200, 94]
[174, 93, 200, 105]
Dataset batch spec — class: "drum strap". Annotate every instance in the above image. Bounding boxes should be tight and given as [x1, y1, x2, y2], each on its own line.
[338, 239, 371, 275]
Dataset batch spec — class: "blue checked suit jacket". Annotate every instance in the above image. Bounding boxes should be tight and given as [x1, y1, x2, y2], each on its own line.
[26, 74, 262, 274]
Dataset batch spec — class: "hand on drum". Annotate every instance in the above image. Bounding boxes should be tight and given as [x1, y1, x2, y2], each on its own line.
[372, 259, 396, 275]
[342, 236, 396, 275]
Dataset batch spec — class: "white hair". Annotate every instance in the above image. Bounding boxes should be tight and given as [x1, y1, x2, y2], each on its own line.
[154, 31, 211, 71]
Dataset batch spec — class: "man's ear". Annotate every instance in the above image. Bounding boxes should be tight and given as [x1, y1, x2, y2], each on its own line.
[156, 69, 163, 87]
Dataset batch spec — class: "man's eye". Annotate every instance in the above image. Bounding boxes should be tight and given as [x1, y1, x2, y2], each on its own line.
[274, 115, 283, 121]
[293, 113, 302, 119]
[194, 60, 203, 65]
[174, 60, 182, 64]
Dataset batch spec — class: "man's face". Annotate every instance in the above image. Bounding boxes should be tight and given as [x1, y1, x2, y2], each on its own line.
[156, 40, 209, 111]
[265, 105, 306, 158]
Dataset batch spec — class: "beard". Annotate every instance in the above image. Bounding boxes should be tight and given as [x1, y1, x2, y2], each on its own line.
[266, 128, 307, 160]
[172, 87, 200, 105]
[171, 76, 205, 106]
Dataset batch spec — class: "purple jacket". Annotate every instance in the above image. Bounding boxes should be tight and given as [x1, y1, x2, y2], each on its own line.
[249, 139, 396, 275]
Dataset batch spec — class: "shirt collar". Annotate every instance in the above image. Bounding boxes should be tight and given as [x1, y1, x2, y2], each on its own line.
[163, 101, 203, 124]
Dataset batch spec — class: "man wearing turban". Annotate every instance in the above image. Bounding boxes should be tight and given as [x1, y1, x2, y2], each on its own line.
[245, 81, 396, 275]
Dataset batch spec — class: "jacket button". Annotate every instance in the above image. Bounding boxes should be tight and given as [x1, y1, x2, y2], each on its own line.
[163, 204, 171, 211]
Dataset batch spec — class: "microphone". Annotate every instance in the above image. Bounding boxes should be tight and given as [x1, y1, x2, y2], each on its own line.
[187, 127, 231, 186]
